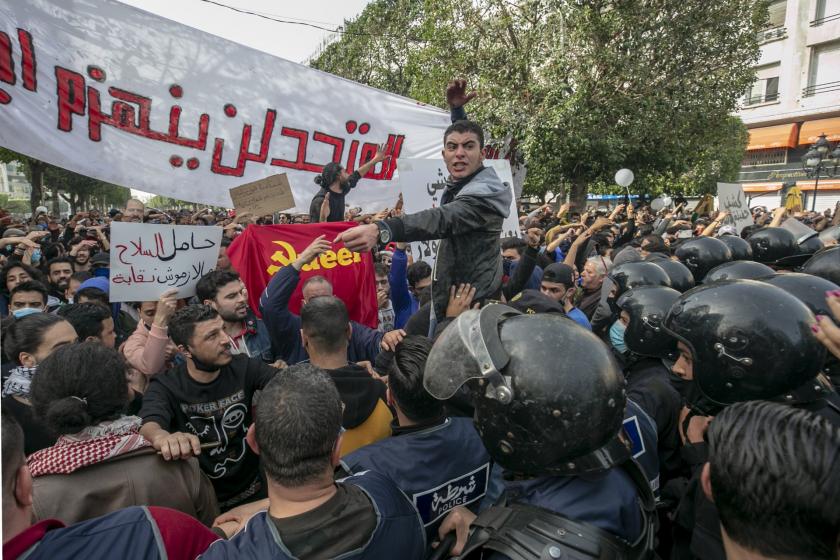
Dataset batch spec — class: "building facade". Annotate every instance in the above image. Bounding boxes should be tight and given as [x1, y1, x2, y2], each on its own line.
[737, 0, 840, 211]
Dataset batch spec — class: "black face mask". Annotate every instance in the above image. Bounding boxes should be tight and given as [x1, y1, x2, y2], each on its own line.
[187, 346, 226, 373]
[669, 373, 721, 417]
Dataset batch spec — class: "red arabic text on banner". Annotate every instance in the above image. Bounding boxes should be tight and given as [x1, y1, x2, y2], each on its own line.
[227, 223, 378, 329]
[0, 0, 449, 209]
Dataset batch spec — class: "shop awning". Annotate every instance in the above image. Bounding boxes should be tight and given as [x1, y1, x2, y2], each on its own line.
[796, 178, 840, 191]
[746, 123, 799, 151]
[742, 182, 783, 193]
[798, 117, 840, 145]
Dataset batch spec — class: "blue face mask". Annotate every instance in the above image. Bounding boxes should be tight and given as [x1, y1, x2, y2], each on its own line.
[12, 307, 42, 319]
[31, 248, 42, 264]
[609, 320, 628, 354]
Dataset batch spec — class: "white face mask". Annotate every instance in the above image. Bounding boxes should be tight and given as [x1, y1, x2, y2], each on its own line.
[11, 307, 43, 319]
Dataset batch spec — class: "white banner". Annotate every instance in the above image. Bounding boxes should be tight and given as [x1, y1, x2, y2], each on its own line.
[0, 0, 450, 211]
[398, 158, 519, 265]
[716, 182, 752, 235]
[109, 222, 223, 302]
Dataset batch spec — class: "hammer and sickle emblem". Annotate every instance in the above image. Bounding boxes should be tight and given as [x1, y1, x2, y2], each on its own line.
[266, 240, 298, 275]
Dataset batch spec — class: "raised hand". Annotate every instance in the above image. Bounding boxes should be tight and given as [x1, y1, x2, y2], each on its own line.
[445, 79, 477, 109]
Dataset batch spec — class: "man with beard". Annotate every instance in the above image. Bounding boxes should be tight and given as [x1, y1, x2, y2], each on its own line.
[68, 241, 95, 272]
[122, 198, 146, 223]
[196, 270, 274, 363]
[45, 257, 74, 305]
[139, 305, 279, 510]
[309, 147, 389, 223]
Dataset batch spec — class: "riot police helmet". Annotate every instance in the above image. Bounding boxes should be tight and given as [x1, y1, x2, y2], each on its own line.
[761, 272, 840, 317]
[608, 261, 671, 297]
[617, 286, 682, 358]
[798, 233, 825, 256]
[801, 246, 840, 285]
[674, 237, 733, 280]
[703, 260, 776, 283]
[747, 227, 800, 265]
[717, 234, 753, 261]
[424, 305, 629, 477]
[649, 258, 695, 292]
[663, 280, 825, 407]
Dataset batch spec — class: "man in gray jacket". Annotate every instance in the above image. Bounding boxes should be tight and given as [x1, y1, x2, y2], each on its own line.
[336, 81, 512, 327]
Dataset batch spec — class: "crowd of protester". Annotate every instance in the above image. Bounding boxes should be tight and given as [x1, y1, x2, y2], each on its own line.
[2, 81, 840, 560]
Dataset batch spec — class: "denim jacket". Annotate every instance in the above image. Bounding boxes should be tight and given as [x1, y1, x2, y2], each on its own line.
[243, 311, 274, 363]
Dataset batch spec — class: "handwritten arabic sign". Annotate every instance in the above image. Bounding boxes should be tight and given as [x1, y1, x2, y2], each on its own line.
[716, 183, 753, 235]
[109, 223, 223, 302]
[229, 174, 295, 217]
[398, 158, 520, 266]
[0, 0, 450, 210]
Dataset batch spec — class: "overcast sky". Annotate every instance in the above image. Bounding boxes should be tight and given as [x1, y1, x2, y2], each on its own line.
[120, 0, 371, 63]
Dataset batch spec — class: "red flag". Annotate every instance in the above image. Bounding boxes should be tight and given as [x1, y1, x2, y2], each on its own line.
[227, 222, 378, 328]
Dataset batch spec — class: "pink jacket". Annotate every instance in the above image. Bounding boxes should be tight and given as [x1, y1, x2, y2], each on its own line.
[122, 322, 179, 378]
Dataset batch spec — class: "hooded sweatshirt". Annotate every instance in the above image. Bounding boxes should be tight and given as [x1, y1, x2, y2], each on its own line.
[325, 363, 392, 456]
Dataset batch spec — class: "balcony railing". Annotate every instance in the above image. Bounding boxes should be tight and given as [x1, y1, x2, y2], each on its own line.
[756, 26, 787, 43]
[803, 80, 840, 97]
[744, 91, 780, 106]
[810, 12, 840, 26]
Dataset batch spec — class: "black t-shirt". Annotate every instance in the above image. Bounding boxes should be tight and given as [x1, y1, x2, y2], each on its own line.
[3, 397, 57, 455]
[309, 171, 361, 222]
[139, 354, 277, 502]
[270, 483, 377, 557]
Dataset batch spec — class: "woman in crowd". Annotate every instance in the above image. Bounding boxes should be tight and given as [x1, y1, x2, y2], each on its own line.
[27, 342, 219, 526]
[1, 313, 78, 454]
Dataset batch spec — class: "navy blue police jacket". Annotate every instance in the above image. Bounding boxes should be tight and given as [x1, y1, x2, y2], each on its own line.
[198, 471, 425, 560]
[624, 398, 660, 498]
[498, 400, 658, 544]
[341, 416, 493, 540]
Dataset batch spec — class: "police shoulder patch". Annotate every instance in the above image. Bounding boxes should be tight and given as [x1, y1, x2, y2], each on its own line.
[412, 463, 490, 525]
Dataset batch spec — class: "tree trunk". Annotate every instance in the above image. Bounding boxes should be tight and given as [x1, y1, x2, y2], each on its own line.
[28, 160, 44, 215]
[570, 178, 588, 212]
[50, 188, 61, 215]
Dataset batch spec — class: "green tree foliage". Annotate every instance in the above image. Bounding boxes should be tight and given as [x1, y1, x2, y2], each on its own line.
[0, 147, 130, 215]
[311, 0, 765, 205]
[146, 195, 195, 209]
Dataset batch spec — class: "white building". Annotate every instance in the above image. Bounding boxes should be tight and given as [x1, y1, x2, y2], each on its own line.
[737, 0, 840, 211]
[1, 162, 32, 199]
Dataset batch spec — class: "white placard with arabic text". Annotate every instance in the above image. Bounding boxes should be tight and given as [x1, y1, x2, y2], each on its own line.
[109, 223, 223, 302]
[398, 158, 519, 266]
[716, 183, 753, 235]
[0, 0, 449, 210]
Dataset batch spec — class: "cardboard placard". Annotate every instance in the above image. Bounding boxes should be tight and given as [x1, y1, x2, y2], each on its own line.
[716, 182, 753, 234]
[229, 174, 296, 217]
[109, 222, 223, 302]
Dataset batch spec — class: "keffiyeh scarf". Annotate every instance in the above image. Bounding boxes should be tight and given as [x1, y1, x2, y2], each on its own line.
[27, 416, 151, 477]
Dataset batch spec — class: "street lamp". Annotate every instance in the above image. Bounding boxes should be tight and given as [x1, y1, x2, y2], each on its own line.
[802, 133, 840, 211]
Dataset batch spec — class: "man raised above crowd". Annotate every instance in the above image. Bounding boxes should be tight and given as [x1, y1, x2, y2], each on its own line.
[309, 147, 389, 223]
[336, 80, 512, 331]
